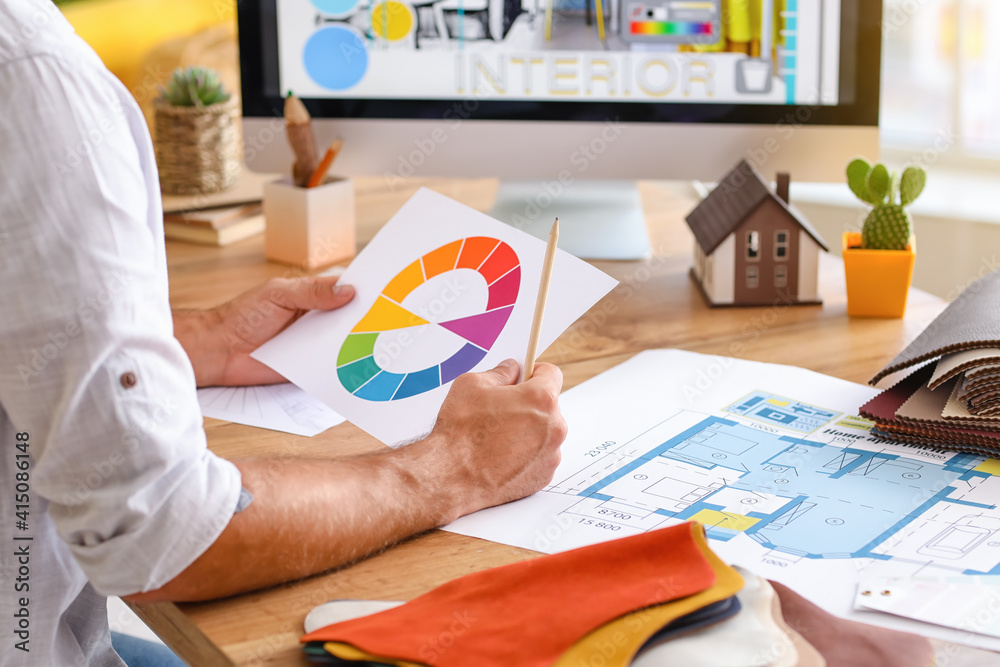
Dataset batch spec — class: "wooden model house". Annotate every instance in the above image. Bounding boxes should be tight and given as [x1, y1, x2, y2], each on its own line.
[686, 160, 829, 307]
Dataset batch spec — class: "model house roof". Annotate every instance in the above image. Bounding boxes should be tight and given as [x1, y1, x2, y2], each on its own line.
[686, 160, 830, 255]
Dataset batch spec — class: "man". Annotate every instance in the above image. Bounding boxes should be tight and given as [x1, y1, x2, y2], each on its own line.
[0, 2, 567, 665]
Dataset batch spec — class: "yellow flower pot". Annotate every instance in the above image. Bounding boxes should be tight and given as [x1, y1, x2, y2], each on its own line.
[842, 232, 915, 318]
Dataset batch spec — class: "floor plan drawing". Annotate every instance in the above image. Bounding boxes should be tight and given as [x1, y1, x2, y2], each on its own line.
[444, 350, 1000, 650]
[724, 391, 841, 434]
[546, 409, 999, 572]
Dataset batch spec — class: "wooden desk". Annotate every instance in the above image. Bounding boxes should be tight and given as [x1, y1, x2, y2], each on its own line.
[137, 178, 951, 666]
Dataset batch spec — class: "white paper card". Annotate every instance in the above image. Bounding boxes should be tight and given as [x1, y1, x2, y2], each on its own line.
[198, 383, 345, 437]
[855, 576, 1000, 639]
[251, 188, 618, 446]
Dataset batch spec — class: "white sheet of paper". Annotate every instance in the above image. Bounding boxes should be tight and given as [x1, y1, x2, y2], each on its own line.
[444, 349, 1000, 651]
[198, 383, 344, 437]
[855, 576, 1000, 639]
[251, 188, 618, 446]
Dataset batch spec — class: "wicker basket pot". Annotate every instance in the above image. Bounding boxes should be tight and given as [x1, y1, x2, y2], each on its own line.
[154, 96, 240, 195]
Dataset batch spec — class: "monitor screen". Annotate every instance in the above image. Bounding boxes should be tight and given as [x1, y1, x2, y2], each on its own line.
[240, 0, 879, 126]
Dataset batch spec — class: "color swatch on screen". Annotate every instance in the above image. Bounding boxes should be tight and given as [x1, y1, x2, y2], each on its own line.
[337, 237, 520, 401]
[629, 20, 713, 35]
[621, 0, 720, 43]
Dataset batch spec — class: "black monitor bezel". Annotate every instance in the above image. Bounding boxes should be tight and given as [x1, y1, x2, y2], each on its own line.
[238, 0, 880, 127]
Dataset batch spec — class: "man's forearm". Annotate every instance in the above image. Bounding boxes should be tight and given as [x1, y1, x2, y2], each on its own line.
[124, 361, 566, 604]
[125, 439, 460, 603]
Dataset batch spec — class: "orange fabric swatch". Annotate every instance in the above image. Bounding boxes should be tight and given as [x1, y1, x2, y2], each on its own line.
[321, 525, 743, 667]
[302, 522, 718, 667]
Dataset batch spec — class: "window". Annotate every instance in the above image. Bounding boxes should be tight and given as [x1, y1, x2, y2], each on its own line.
[775, 265, 788, 288]
[746, 266, 759, 289]
[774, 230, 789, 261]
[746, 231, 760, 261]
[882, 0, 1000, 163]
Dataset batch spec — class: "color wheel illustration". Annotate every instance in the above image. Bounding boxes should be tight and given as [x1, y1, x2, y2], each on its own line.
[338, 237, 521, 401]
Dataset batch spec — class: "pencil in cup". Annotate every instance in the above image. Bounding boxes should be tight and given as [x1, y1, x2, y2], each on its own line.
[307, 138, 345, 189]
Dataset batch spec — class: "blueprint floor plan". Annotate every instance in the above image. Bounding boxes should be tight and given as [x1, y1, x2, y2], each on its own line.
[445, 350, 1000, 649]
[548, 405, 1000, 572]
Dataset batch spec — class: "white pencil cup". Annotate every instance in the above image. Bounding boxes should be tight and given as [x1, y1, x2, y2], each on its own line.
[263, 177, 356, 269]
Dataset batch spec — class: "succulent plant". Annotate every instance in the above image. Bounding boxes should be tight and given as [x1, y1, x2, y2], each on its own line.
[159, 66, 231, 108]
[846, 158, 926, 251]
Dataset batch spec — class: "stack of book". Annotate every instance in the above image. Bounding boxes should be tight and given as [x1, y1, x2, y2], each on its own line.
[861, 270, 1000, 454]
[163, 202, 264, 246]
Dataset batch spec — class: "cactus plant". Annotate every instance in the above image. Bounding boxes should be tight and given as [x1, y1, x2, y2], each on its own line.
[159, 66, 231, 108]
[846, 158, 926, 251]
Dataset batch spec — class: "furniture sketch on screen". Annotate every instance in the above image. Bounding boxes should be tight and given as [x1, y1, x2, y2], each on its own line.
[401, 0, 449, 44]
[544, 0, 607, 41]
[434, 0, 506, 40]
[608, 0, 619, 35]
[686, 160, 828, 307]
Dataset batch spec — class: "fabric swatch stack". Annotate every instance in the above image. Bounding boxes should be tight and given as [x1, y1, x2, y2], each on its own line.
[861, 270, 1000, 454]
[298, 522, 933, 666]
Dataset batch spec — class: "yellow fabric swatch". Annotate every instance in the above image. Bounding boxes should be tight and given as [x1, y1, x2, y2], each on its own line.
[323, 642, 421, 666]
[551, 528, 743, 667]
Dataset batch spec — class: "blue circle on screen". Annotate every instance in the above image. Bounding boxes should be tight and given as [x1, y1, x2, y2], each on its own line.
[310, 0, 360, 16]
[303, 26, 368, 91]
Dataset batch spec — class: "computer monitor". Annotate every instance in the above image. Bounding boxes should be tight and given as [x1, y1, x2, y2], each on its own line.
[238, 0, 881, 258]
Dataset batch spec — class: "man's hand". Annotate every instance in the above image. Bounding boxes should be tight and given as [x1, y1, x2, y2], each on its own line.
[173, 276, 355, 387]
[401, 359, 569, 523]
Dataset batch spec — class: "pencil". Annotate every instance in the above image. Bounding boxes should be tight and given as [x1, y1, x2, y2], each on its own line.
[307, 138, 344, 189]
[521, 218, 559, 383]
[284, 94, 319, 187]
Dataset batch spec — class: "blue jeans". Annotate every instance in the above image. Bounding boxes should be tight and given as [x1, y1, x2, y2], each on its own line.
[111, 631, 187, 667]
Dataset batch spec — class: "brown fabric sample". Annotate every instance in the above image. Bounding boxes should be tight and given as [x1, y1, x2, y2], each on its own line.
[770, 588, 825, 667]
[870, 269, 1000, 386]
[769, 580, 933, 667]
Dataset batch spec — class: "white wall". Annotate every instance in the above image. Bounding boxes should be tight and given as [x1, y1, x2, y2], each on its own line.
[790, 173, 1000, 302]
[710, 234, 736, 304]
[797, 230, 820, 302]
[693, 242, 705, 281]
[793, 199, 1000, 302]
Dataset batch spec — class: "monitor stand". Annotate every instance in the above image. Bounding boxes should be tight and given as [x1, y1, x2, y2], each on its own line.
[489, 181, 653, 260]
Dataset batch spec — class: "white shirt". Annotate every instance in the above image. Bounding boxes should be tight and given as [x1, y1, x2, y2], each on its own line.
[0, 2, 243, 665]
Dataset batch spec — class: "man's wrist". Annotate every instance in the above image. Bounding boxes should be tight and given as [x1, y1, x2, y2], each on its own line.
[391, 434, 471, 527]
[172, 308, 227, 387]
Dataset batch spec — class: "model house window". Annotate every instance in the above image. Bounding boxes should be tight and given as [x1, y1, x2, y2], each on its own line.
[775, 264, 788, 288]
[747, 231, 760, 261]
[774, 230, 789, 260]
[746, 266, 759, 289]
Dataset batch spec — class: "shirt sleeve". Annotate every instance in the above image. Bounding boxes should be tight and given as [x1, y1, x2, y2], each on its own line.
[0, 53, 242, 596]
